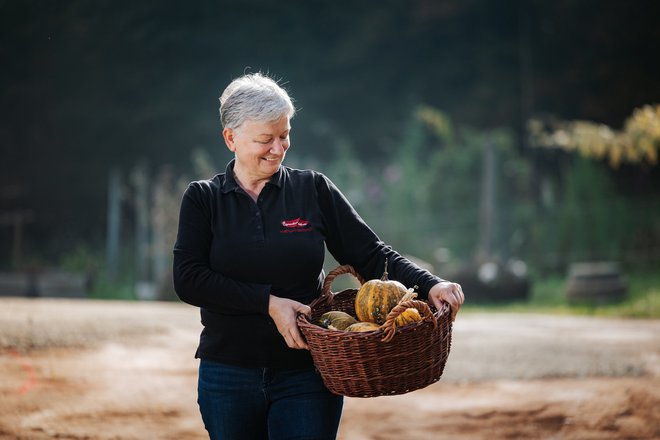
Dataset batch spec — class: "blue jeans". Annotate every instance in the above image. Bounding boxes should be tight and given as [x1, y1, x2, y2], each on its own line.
[197, 359, 343, 440]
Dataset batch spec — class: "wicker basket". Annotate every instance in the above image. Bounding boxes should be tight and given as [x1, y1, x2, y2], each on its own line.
[297, 265, 453, 398]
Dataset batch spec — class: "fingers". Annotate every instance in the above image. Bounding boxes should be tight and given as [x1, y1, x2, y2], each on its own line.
[448, 282, 464, 321]
[289, 327, 309, 350]
[430, 281, 464, 321]
[269, 297, 311, 350]
[431, 295, 444, 311]
[298, 304, 312, 319]
[280, 322, 308, 350]
[454, 282, 465, 303]
[293, 306, 310, 349]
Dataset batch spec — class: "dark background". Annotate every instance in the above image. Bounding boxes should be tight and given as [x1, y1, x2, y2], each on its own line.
[1, 0, 659, 269]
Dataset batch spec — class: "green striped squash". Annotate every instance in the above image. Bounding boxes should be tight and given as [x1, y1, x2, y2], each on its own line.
[355, 266, 407, 325]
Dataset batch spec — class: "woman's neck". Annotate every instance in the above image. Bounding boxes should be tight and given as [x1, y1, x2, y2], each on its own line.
[232, 166, 270, 202]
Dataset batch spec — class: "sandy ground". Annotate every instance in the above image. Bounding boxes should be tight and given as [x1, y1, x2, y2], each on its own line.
[0, 298, 658, 440]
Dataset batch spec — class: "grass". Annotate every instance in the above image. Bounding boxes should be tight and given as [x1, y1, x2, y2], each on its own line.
[87, 273, 138, 301]
[462, 271, 660, 318]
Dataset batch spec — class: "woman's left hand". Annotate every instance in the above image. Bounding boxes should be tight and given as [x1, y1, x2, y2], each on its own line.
[428, 281, 464, 321]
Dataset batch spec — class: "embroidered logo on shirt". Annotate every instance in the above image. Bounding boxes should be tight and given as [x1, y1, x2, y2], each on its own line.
[280, 218, 312, 233]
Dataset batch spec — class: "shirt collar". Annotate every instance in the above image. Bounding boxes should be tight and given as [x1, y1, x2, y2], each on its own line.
[220, 159, 284, 194]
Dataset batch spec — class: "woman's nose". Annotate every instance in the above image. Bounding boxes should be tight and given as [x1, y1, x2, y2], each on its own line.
[271, 139, 288, 153]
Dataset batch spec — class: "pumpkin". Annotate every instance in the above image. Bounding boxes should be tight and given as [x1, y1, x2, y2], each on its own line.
[345, 322, 381, 332]
[354, 260, 408, 325]
[394, 307, 422, 327]
[318, 311, 358, 331]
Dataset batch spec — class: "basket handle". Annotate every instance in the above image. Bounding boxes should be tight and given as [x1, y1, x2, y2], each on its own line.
[310, 265, 366, 310]
[380, 299, 437, 343]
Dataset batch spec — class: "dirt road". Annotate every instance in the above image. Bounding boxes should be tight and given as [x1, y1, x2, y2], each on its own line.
[0, 298, 658, 439]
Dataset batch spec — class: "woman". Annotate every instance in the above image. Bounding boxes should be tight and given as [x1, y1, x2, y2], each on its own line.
[173, 72, 464, 440]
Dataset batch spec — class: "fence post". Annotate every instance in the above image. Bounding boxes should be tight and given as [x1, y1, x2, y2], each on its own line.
[106, 168, 121, 282]
[477, 137, 497, 262]
[131, 163, 156, 299]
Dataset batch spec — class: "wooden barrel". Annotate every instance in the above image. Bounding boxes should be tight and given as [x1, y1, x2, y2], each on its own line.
[565, 262, 627, 304]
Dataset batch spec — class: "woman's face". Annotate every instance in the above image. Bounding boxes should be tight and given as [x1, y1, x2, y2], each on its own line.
[223, 116, 291, 181]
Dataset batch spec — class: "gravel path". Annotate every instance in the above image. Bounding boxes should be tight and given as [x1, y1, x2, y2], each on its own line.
[1, 298, 658, 381]
[443, 313, 660, 381]
[1, 298, 658, 439]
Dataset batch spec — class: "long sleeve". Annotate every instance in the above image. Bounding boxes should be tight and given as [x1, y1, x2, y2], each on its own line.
[315, 173, 444, 299]
[172, 182, 271, 314]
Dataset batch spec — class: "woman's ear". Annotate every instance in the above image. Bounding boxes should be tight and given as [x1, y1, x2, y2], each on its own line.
[223, 127, 236, 152]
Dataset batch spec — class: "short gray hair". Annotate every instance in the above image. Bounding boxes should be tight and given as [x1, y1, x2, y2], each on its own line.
[219, 73, 296, 130]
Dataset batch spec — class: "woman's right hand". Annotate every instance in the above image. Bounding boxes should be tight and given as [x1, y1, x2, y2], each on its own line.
[268, 295, 311, 350]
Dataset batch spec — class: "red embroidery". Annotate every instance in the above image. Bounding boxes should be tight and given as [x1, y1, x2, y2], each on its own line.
[280, 218, 312, 233]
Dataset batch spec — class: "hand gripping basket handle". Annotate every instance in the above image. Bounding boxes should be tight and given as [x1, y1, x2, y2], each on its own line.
[380, 298, 437, 343]
[309, 265, 366, 310]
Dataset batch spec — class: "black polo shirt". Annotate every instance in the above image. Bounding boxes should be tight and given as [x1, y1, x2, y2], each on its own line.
[173, 159, 443, 368]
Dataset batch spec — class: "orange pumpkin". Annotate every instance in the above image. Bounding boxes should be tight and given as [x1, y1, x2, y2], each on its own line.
[394, 307, 422, 327]
[355, 261, 408, 325]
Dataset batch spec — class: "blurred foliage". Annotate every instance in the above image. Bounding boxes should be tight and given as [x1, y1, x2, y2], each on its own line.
[58, 245, 99, 274]
[2, 0, 660, 267]
[558, 158, 625, 260]
[72, 103, 660, 301]
[58, 244, 136, 300]
[319, 104, 659, 275]
[42, 101, 660, 306]
[525, 106, 660, 271]
[150, 149, 218, 299]
[1, 0, 659, 312]
[529, 104, 660, 168]
[320, 105, 533, 266]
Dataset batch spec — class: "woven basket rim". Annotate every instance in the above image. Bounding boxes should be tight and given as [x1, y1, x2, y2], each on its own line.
[298, 290, 450, 339]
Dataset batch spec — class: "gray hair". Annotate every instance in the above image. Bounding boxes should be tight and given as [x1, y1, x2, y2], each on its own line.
[219, 73, 296, 130]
